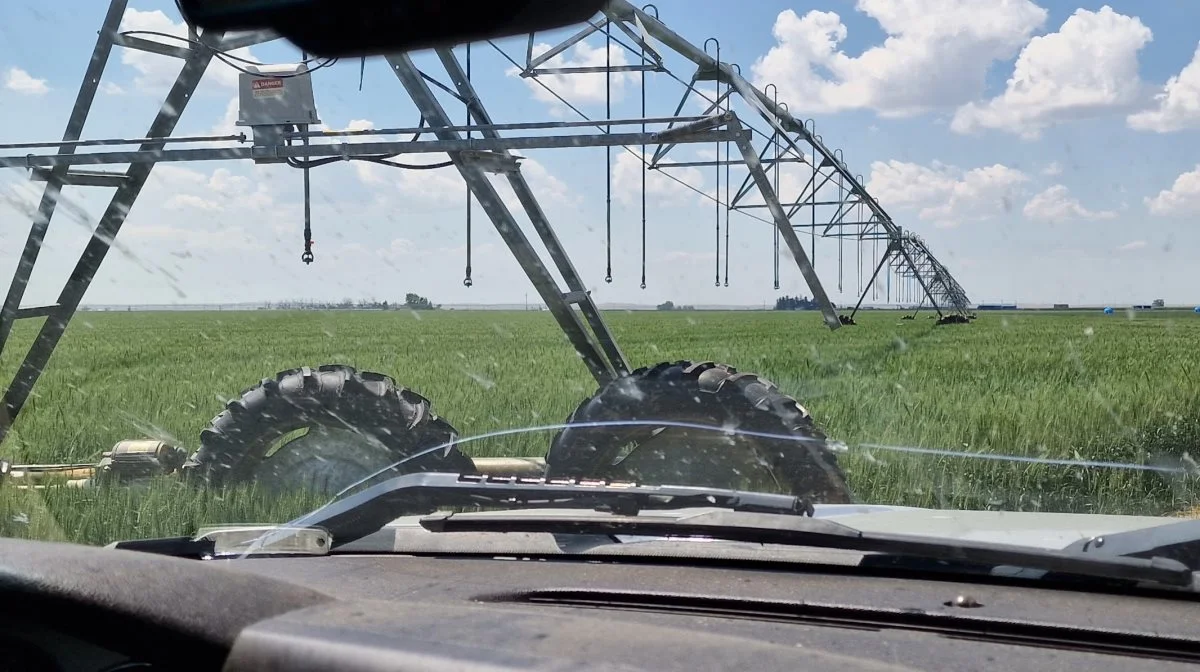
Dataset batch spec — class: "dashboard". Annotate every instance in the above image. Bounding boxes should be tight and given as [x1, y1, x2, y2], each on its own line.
[3, 537, 1200, 671]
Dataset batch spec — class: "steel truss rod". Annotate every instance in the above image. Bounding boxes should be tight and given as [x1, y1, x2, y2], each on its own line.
[0, 1, 129, 363]
[849, 242, 899, 319]
[1, 128, 742, 169]
[432, 46, 630, 381]
[727, 117, 838, 329]
[0, 133, 248, 151]
[734, 199, 862, 210]
[387, 52, 625, 386]
[591, 0, 971, 317]
[0, 115, 708, 151]
[660, 157, 805, 170]
[290, 115, 705, 139]
[0, 23, 227, 443]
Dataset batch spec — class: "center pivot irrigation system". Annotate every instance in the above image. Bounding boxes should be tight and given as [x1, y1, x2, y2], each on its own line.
[0, 0, 970, 500]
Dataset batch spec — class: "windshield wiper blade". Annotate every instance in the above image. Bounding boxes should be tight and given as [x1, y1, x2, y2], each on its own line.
[1062, 518, 1200, 569]
[297, 472, 815, 549]
[419, 509, 1196, 589]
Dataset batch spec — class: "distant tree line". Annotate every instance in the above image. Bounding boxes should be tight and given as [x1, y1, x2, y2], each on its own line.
[267, 293, 438, 311]
[656, 301, 696, 311]
[774, 295, 833, 311]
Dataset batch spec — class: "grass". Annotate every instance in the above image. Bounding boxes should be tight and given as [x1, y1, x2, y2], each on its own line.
[1, 308, 1199, 545]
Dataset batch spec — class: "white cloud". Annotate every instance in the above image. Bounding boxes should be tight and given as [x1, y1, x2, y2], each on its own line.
[512, 41, 633, 111]
[688, 84, 721, 114]
[867, 160, 1028, 227]
[663, 250, 716, 265]
[118, 9, 260, 92]
[504, 158, 573, 208]
[123, 223, 264, 252]
[107, 165, 287, 269]
[1116, 240, 1146, 252]
[951, 7, 1152, 138]
[212, 97, 240, 135]
[1128, 43, 1200, 133]
[1022, 185, 1116, 222]
[148, 164, 209, 188]
[140, 165, 276, 218]
[1041, 161, 1063, 176]
[165, 193, 222, 211]
[4, 67, 49, 95]
[354, 153, 463, 211]
[1145, 165, 1200, 216]
[613, 149, 707, 207]
[378, 237, 416, 262]
[100, 82, 125, 95]
[750, 0, 1046, 117]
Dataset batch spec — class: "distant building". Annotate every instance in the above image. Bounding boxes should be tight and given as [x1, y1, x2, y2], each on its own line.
[1152, 299, 1165, 308]
[1053, 303, 1069, 309]
[977, 303, 1017, 311]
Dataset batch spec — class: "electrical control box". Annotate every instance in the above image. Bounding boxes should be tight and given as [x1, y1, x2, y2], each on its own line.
[237, 63, 321, 163]
[237, 63, 320, 126]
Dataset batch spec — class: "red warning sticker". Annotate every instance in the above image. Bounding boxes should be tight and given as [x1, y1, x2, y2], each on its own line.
[251, 78, 284, 97]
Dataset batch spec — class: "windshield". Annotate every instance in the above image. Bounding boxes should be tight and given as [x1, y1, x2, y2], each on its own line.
[0, 0, 1198, 554]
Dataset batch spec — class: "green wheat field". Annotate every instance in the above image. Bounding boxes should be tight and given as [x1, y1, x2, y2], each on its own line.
[1, 308, 1198, 545]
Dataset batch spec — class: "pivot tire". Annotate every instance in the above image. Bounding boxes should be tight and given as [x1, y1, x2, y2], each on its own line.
[183, 365, 473, 494]
[546, 361, 852, 503]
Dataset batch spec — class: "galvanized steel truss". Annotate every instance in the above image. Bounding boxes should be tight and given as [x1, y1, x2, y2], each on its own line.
[0, 0, 970, 446]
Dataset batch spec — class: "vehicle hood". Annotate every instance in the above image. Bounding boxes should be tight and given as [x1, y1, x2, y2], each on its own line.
[350, 504, 1187, 555]
[809, 504, 1183, 549]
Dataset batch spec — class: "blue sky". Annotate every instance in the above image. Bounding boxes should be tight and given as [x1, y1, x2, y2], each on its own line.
[2, 0, 1199, 308]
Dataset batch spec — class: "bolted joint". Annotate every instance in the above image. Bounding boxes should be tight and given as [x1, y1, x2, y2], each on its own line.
[459, 150, 522, 174]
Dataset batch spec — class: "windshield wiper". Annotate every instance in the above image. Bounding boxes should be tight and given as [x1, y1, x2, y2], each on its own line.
[108, 471, 1198, 590]
[110, 473, 814, 558]
[418, 508, 1196, 589]
[294, 472, 815, 548]
[1063, 518, 1200, 568]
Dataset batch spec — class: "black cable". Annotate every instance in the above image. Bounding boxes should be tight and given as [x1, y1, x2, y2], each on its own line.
[604, 20, 613, 284]
[772, 95, 781, 290]
[543, 17, 794, 286]
[285, 155, 341, 169]
[118, 30, 338, 77]
[855, 229, 861, 298]
[811, 133, 817, 269]
[723, 84, 730, 288]
[639, 38, 647, 290]
[582, 17, 787, 147]
[301, 136, 313, 264]
[715, 118, 721, 287]
[487, 41, 777, 229]
[361, 157, 455, 170]
[837, 173, 844, 294]
[282, 134, 455, 170]
[285, 155, 453, 170]
[213, 51, 338, 77]
[705, 38, 721, 288]
[464, 43, 473, 288]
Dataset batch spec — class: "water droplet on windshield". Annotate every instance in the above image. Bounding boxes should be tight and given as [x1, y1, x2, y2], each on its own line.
[461, 368, 495, 390]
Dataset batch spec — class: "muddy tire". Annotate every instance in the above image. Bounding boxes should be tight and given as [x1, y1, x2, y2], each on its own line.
[545, 361, 853, 503]
[183, 365, 473, 493]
